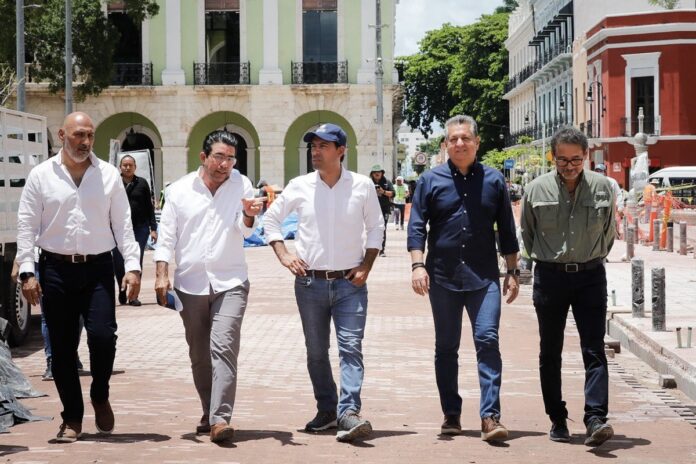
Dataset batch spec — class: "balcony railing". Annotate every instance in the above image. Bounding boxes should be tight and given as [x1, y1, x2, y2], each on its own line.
[291, 61, 348, 84]
[193, 62, 250, 85]
[620, 116, 661, 137]
[505, 41, 571, 93]
[504, 116, 571, 147]
[111, 63, 153, 86]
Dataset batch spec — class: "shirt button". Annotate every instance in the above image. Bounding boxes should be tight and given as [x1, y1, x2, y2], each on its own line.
[571, 248, 575, 251]
[464, 193, 468, 197]
[463, 227, 466, 230]
[571, 231, 574, 234]
[462, 244, 466, 248]
[570, 215, 574, 219]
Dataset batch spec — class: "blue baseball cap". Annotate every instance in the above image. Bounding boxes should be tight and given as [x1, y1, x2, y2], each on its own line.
[303, 123, 347, 147]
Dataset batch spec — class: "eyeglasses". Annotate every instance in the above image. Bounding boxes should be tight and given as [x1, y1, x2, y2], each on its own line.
[210, 153, 236, 165]
[554, 157, 584, 167]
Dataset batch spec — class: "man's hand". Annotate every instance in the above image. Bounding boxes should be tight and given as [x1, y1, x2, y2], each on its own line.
[346, 264, 371, 287]
[241, 197, 267, 217]
[21, 277, 42, 306]
[122, 271, 141, 302]
[411, 267, 430, 296]
[150, 230, 158, 244]
[503, 274, 519, 304]
[279, 251, 309, 276]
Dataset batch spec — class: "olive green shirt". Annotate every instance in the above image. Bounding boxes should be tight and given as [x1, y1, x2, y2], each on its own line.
[520, 170, 615, 263]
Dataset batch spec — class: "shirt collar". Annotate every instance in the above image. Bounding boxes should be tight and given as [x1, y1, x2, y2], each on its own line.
[312, 167, 351, 186]
[56, 149, 99, 167]
[448, 158, 478, 177]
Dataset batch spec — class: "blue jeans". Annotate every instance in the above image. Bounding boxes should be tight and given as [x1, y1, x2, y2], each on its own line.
[533, 264, 608, 426]
[428, 280, 502, 418]
[294, 275, 368, 419]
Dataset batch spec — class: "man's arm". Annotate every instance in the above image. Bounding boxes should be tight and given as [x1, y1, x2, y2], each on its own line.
[154, 261, 171, 306]
[519, 193, 535, 261]
[16, 170, 43, 305]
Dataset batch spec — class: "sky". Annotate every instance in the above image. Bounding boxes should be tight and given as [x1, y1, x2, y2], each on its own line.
[394, 0, 501, 56]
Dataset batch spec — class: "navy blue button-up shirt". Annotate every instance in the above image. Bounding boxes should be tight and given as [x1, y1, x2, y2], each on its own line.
[407, 159, 519, 292]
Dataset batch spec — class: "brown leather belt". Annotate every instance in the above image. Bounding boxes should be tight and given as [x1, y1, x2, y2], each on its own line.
[534, 258, 604, 273]
[306, 269, 351, 280]
[41, 250, 111, 264]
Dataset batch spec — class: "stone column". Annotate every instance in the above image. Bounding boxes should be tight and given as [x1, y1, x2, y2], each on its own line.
[258, 145, 285, 187]
[162, 0, 186, 85]
[626, 226, 635, 259]
[651, 267, 666, 331]
[652, 221, 661, 251]
[679, 221, 687, 255]
[161, 146, 189, 184]
[259, 0, 283, 84]
[631, 258, 644, 318]
[357, 0, 376, 84]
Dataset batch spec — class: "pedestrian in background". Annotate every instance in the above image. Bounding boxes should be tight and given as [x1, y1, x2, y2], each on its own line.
[369, 165, 394, 256]
[408, 115, 520, 442]
[392, 176, 409, 230]
[264, 123, 384, 443]
[113, 154, 158, 306]
[154, 130, 263, 444]
[520, 125, 615, 447]
[593, 163, 624, 239]
[16, 111, 141, 443]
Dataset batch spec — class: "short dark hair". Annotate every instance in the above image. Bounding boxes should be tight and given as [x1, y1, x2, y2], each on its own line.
[550, 125, 588, 157]
[119, 154, 136, 166]
[203, 130, 238, 156]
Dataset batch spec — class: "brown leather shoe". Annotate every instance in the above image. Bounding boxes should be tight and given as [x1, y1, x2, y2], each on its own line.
[56, 421, 82, 443]
[210, 422, 235, 443]
[481, 416, 508, 441]
[92, 399, 115, 434]
[441, 415, 462, 435]
[196, 414, 211, 434]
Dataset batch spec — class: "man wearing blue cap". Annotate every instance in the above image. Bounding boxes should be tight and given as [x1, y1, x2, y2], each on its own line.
[264, 123, 384, 443]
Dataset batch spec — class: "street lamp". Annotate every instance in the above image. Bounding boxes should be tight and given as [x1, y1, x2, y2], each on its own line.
[15, 1, 41, 112]
[585, 79, 606, 138]
[525, 110, 547, 175]
[558, 91, 573, 124]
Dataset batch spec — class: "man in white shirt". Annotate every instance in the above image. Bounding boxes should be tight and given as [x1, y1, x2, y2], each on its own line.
[153, 130, 262, 444]
[264, 123, 384, 443]
[594, 164, 625, 238]
[16, 112, 141, 443]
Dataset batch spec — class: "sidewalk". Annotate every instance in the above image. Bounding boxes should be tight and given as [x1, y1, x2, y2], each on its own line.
[604, 232, 696, 402]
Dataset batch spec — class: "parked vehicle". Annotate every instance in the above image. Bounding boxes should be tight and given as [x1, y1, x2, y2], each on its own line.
[0, 108, 48, 346]
[648, 166, 696, 205]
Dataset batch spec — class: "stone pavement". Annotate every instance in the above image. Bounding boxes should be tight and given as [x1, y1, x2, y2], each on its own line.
[2, 228, 696, 463]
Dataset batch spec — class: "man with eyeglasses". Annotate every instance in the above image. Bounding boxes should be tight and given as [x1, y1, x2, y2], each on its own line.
[520, 125, 616, 447]
[154, 130, 264, 443]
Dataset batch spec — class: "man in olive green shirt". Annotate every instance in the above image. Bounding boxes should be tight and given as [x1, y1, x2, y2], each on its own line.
[520, 125, 615, 447]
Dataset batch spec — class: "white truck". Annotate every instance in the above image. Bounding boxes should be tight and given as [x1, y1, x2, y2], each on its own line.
[0, 107, 48, 346]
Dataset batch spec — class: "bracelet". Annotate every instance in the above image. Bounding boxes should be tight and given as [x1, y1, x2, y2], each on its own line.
[411, 262, 426, 271]
[242, 210, 254, 219]
[506, 268, 520, 276]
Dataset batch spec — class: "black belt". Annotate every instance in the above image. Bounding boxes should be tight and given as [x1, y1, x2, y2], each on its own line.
[306, 269, 351, 280]
[41, 250, 111, 264]
[534, 258, 604, 273]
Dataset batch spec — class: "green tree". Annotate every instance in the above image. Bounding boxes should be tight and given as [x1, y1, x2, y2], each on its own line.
[418, 136, 443, 156]
[398, 12, 511, 158]
[495, 0, 518, 13]
[647, 0, 681, 8]
[0, 0, 159, 101]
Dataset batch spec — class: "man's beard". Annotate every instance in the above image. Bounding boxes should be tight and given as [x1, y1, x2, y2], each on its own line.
[64, 148, 90, 163]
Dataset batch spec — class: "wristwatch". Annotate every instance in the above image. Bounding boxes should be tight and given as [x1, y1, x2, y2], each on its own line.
[19, 272, 35, 282]
[506, 269, 520, 276]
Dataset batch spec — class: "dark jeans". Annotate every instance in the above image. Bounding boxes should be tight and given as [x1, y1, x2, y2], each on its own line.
[393, 204, 405, 227]
[532, 264, 609, 426]
[113, 224, 149, 291]
[428, 280, 503, 418]
[39, 252, 117, 423]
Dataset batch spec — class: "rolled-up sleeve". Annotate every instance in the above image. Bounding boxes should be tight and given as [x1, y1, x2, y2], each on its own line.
[153, 190, 177, 263]
[496, 180, 520, 255]
[407, 177, 428, 251]
[364, 181, 384, 249]
[16, 169, 42, 274]
[237, 176, 258, 238]
[264, 182, 295, 243]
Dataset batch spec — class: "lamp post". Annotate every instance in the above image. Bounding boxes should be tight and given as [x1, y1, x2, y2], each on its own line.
[558, 91, 573, 125]
[16, 0, 25, 111]
[65, 0, 73, 115]
[585, 80, 606, 139]
[525, 110, 547, 175]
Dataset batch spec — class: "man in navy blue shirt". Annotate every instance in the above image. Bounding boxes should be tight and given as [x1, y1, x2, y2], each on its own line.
[407, 115, 520, 442]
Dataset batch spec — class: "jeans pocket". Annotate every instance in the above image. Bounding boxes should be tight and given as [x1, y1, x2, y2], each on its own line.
[295, 276, 312, 287]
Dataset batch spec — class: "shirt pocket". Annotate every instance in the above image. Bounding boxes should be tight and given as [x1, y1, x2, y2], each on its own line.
[583, 199, 611, 232]
[532, 201, 559, 232]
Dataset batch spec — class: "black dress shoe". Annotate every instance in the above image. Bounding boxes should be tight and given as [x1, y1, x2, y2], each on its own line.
[584, 417, 613, 447]
[550, 418, 570, 442]
[128, 299, 142, 306]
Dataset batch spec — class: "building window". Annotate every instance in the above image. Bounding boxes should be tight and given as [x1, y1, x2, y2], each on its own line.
[206, 3, 240, 64]
[108, 12, 141, 64]
[632, 76, 655, 133]
[303, 0, 337, 63]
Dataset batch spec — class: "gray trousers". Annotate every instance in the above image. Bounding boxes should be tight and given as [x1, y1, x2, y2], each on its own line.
[176, 281, 249, 426]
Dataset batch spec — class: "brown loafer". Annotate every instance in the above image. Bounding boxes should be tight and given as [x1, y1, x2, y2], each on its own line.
[481, 416, 508, 442]
[210, 422, 235, 443]
[92, 399, 115, 434]
[56, 421, 82, 443]
[196, 414, 211, 434]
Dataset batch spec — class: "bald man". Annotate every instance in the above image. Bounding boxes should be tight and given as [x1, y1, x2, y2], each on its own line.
[17, 112, 141, 443]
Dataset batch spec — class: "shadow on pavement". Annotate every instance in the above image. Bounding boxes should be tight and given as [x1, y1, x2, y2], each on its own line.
[438, 429, 547, 445]
[0, 445, 30, 457]
[233, 429, 305, 446]
[344, 430, 419, 448]
[66, 432, 171, 443]
[585, 435, 652, 457]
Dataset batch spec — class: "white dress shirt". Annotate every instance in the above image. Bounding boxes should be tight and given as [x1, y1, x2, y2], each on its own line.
[153, 168, 257, 295]
[16, 151, 140, 274]
[264, 168, 384, 270]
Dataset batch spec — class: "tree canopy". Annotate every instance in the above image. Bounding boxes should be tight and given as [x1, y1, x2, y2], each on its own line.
[647, 0, 681, 8]
[397, 11, 511, 157]
[0, 0, 159, 102]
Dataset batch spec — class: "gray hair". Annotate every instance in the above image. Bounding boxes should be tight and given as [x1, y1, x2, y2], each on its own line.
[444, 115, 478, 138]
[550, 125, 588, 157]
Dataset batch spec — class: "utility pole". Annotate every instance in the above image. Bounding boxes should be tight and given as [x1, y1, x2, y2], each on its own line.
[65, 0, 72, 114]
[16, 0, 25, 111]
[374, 0, 386, 174]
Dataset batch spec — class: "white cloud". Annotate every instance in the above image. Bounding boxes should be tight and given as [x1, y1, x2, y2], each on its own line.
[394, 0, 499, 56]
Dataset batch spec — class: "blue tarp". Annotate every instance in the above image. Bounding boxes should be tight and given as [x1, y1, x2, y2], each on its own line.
[244, 212, 298, 247]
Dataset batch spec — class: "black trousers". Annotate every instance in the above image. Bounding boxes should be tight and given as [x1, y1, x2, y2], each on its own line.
[532, 263, 609, 426]
[39, 253, 117, 423]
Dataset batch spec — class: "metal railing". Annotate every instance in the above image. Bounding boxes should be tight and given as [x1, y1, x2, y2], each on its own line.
[111, 63, 153, 86]
[193, 62, 250, 85]
[505, 41, 571, 93]
[291, 61, 348, 84]
[620, 116, 661, 137]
